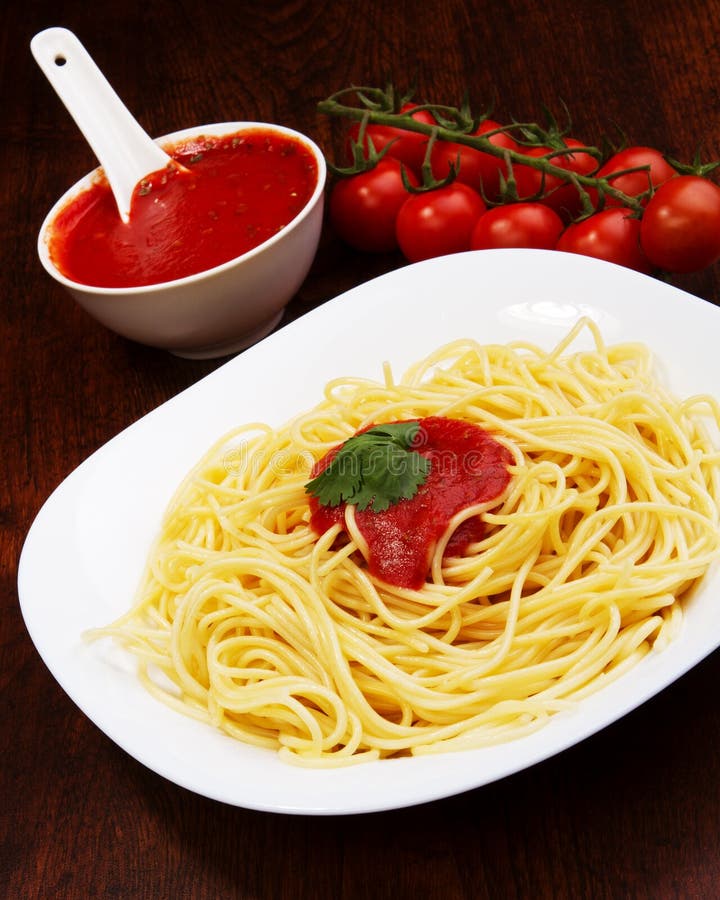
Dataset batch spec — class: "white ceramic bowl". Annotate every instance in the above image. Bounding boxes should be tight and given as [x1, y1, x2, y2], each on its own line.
[37, 122, 327, 358]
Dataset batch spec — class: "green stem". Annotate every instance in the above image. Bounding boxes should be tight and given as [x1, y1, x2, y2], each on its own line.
[317, 89, 647, 213]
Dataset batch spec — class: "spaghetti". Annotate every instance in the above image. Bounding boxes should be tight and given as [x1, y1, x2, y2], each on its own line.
[88, 318, 720, 766]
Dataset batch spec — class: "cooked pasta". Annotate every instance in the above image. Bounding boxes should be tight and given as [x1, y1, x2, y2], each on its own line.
[88, 318, 720, 766]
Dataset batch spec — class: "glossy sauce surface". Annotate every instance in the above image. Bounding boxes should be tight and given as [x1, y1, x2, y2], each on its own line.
[48, 129, 318, 288]
[310, 416, 513, 589]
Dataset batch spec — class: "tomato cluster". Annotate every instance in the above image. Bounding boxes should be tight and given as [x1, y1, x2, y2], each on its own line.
[328, 111, 720, 277]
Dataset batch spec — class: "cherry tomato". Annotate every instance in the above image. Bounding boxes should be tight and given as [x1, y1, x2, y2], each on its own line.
[640, 176, 720, 273]
[430, 119, 518, 200]
[513, 138, 599, 219]
[590, 146, 676, 207]
[556, 208, 652, 273]
[396, 183, 486, 263]
[347, 103, 436, 177]
[329, 158, 419, 253]
[470, 203, 564, 250]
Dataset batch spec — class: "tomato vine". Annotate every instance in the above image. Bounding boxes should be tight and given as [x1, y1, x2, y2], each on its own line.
[319, 85, 651, 212]
[318, 84, 720, 275]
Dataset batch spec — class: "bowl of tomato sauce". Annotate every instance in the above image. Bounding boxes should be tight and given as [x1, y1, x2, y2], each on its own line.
[37, 122, 327, 358]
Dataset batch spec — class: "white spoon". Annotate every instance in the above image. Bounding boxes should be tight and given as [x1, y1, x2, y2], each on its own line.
[31, 27, 179, 223]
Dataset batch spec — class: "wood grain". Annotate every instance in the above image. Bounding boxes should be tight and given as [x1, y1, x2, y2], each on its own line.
[3, 1, 720, 896]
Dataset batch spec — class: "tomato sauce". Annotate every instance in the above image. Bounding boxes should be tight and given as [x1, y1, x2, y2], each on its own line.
[309, 416, 513, 590]
[48, 129, 318, 288]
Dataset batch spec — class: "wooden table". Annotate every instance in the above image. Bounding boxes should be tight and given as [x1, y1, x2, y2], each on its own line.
[4, 0, 720, 896]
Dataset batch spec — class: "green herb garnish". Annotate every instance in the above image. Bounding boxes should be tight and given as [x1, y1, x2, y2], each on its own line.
[305, 421, 431, 513]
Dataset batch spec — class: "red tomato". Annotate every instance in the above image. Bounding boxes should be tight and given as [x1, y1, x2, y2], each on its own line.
[347, 103, 436, 176]
[329, 158, 419, 253]
[556, 208, 653, 273]
[513, 138, 599, 219]
[396, 183, 486, 263]
[430, 119, 518, 200]
[470, 203, 564, 250]
[640, 176, 720, 273]
[590, 146, 676, 207]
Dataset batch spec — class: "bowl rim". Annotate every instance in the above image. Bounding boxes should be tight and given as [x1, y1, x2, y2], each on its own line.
[37, 121, 328, 296]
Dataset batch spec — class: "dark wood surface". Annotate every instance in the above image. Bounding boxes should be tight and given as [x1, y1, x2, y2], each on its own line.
[4, 1, 720, 896]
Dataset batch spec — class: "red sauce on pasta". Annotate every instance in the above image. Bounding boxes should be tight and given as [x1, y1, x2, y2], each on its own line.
[309, 416, 513, 589]
[48, 128, 318, 288]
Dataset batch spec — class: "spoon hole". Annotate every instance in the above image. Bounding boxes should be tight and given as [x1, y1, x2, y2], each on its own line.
[54, 55, 67, 67]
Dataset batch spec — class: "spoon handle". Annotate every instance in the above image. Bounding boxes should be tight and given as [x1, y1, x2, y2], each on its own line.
[31, 27, 172, 222]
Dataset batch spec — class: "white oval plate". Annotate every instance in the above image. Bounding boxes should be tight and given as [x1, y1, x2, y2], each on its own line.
[18, 249, 720, 815]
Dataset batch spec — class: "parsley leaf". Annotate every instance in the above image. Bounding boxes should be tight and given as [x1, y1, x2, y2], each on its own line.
[305, 420, 431, 512]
